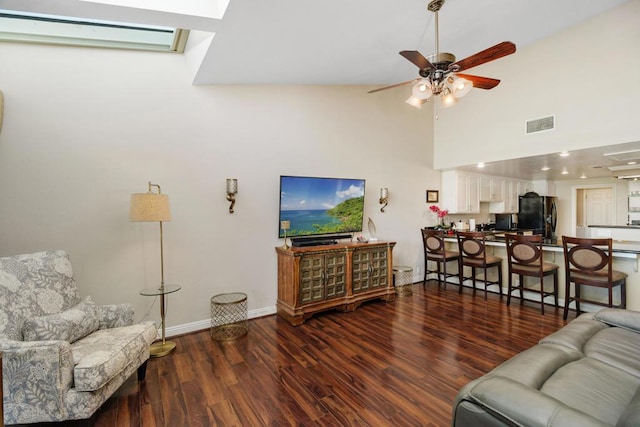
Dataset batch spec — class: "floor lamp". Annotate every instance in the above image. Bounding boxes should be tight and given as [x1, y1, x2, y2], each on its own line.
[130, 182, 177, 357]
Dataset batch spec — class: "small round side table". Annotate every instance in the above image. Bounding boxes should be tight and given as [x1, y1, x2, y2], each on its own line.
[210, 292, 248, 341]
[140, 284, 181, 357]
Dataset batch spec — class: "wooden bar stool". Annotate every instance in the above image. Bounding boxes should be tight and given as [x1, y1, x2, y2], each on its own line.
[505, 233, 559, 314]
[562, 236, 627, 320]
[421, 229, 460, 289]
[456, 231, 503, 299]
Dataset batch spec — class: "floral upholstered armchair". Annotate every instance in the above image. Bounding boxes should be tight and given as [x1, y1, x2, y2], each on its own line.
[0, 250, 157, 425]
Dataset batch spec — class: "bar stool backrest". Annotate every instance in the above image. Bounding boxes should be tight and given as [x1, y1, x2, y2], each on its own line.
[422, 229, 446, 258]
[457, 231, 487, 261]
[562, 236, 613, 282]
[506, 233, 543, 268]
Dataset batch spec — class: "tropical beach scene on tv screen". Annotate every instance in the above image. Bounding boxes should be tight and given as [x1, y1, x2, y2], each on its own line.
[279, 176, 365, 238]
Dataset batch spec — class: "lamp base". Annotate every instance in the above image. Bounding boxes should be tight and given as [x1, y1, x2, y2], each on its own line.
[149, 340, 177, 357]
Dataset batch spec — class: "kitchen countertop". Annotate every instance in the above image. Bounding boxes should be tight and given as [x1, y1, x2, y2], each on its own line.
[442, 234, 640, 256]
[588, 225, 640, 229]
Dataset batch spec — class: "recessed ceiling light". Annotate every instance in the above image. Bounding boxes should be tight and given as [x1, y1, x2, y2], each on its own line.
[559, 151, 570, 157]
[580, 174, 587, 179]
[477, 162, 485, 168]
[561, 169, 569, 175]
[629, 161, 637, 165]
[541, 166, 550, 171]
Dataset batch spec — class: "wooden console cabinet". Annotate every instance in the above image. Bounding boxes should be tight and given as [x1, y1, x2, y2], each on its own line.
[276, 241, 396, 325]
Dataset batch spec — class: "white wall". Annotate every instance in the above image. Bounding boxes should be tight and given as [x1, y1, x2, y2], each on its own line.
[554, 178, 628, 238]
[433, 0, 640, 169]
[0, 42, 440, 333]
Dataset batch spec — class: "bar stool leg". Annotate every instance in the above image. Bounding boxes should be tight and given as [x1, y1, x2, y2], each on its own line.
[563, 281, 572, 320]
[471, 267, 477, 295]
[483, 266, 489, 300]
[540, 274, 545, 315]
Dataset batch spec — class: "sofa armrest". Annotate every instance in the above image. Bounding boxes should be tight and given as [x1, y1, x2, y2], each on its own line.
[98, 303, 134, 329]
[454, 376, 607, 427]
[1, 339, 74, 423]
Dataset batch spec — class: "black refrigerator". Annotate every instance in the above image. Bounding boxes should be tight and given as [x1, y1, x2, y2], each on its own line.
[518, 192, 558, 243]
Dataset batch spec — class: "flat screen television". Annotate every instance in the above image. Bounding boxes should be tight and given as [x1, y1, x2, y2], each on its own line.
[278, 175, 366, 238]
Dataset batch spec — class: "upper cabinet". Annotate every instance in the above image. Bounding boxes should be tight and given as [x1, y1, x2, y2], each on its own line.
[441, 171, 480, 214]
[489, 179, 534, 213]
[440, 170, 539, 214]
[480, 176, 505, 202]
[533, 180, 556, 197]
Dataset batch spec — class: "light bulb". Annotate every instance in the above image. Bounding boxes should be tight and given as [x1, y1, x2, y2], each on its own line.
[405, 95, 423, 109]
[412, 79, 433, 100]
[441, 92, 456, 108]
[451, 77, 472, 98]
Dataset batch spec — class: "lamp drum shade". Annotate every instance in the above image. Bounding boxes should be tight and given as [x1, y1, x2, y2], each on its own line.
[130, 193, 171, 222]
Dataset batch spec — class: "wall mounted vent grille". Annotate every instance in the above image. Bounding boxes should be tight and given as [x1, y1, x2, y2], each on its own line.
[526, 116, 555, 134]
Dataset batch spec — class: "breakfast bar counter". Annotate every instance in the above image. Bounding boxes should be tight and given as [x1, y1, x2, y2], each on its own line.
[442, 235, 640, 312]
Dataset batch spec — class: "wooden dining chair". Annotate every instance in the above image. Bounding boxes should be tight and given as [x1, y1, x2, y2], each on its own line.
[456, 231, 503, 299]
[561, 236, 627, 320]
[421, 229, 460, 290]
[505, 233, 559, 314]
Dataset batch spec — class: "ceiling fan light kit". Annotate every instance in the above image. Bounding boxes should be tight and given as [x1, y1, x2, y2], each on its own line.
[370, 0, 516, 110]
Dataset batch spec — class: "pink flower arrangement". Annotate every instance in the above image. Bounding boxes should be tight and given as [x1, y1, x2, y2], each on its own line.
[429, 205, 449, 218]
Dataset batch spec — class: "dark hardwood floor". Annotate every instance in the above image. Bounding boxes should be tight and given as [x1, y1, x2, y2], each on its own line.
[91, 281, 568, 426]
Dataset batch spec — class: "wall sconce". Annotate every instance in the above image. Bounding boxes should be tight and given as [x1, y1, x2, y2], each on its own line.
[226, 178, 238, 213]
[379, 188, 389, 212]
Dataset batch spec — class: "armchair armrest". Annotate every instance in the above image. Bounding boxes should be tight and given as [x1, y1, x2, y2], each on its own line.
[98, 303, 134, 329]
[1, 339, 74, 423]
[454, 376, 606, 427]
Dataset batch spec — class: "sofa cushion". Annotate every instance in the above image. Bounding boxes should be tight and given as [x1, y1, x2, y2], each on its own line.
[540, 357, 640, 426]
[70, 320, 157, 392]
[0, 250, 80, 341]
[539, 314, 607, 352]
[22, 296, 100, 343]
[584, 327, 640, 377]
[489, 343, 583, 389]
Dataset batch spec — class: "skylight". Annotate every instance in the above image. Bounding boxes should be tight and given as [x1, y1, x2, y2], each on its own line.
[0, 10, 188, 52]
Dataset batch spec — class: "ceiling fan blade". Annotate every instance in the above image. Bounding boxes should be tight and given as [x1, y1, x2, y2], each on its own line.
[399, 51, 435, 71]
[455, 73, 500, 90]
[368, 78, 420, 94]
[451, 41, 516, 72]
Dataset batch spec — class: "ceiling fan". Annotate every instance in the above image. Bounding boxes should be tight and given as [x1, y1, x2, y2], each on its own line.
[369, 0, 516, 108]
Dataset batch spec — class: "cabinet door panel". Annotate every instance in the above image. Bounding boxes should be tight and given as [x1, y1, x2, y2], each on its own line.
[352, 248, 388, 293]
[351, 250, 370, 292]
[299, 255, 325, 303]
[367, 248, 388, 289]
[324, 253, 346, 299]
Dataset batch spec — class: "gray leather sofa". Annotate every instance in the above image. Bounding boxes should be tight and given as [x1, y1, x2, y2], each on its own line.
[452, 309, 640, 426]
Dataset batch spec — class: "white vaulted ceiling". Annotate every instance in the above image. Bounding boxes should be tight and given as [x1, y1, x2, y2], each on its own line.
[0, 0, 635, 181]
[0, 0, 631, 87]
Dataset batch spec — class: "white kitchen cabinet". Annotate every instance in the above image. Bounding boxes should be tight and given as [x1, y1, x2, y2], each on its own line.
[490, 178, 518, 213]
[480, 176, 504, 202]
[533, 180, 556, 197]
[520, 180, 534, 195]
[506, 180, 520, 213]
[441, 171, 480, 214]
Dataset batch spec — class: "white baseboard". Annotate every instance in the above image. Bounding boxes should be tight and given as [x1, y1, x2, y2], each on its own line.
[162, 305, 277, 338]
